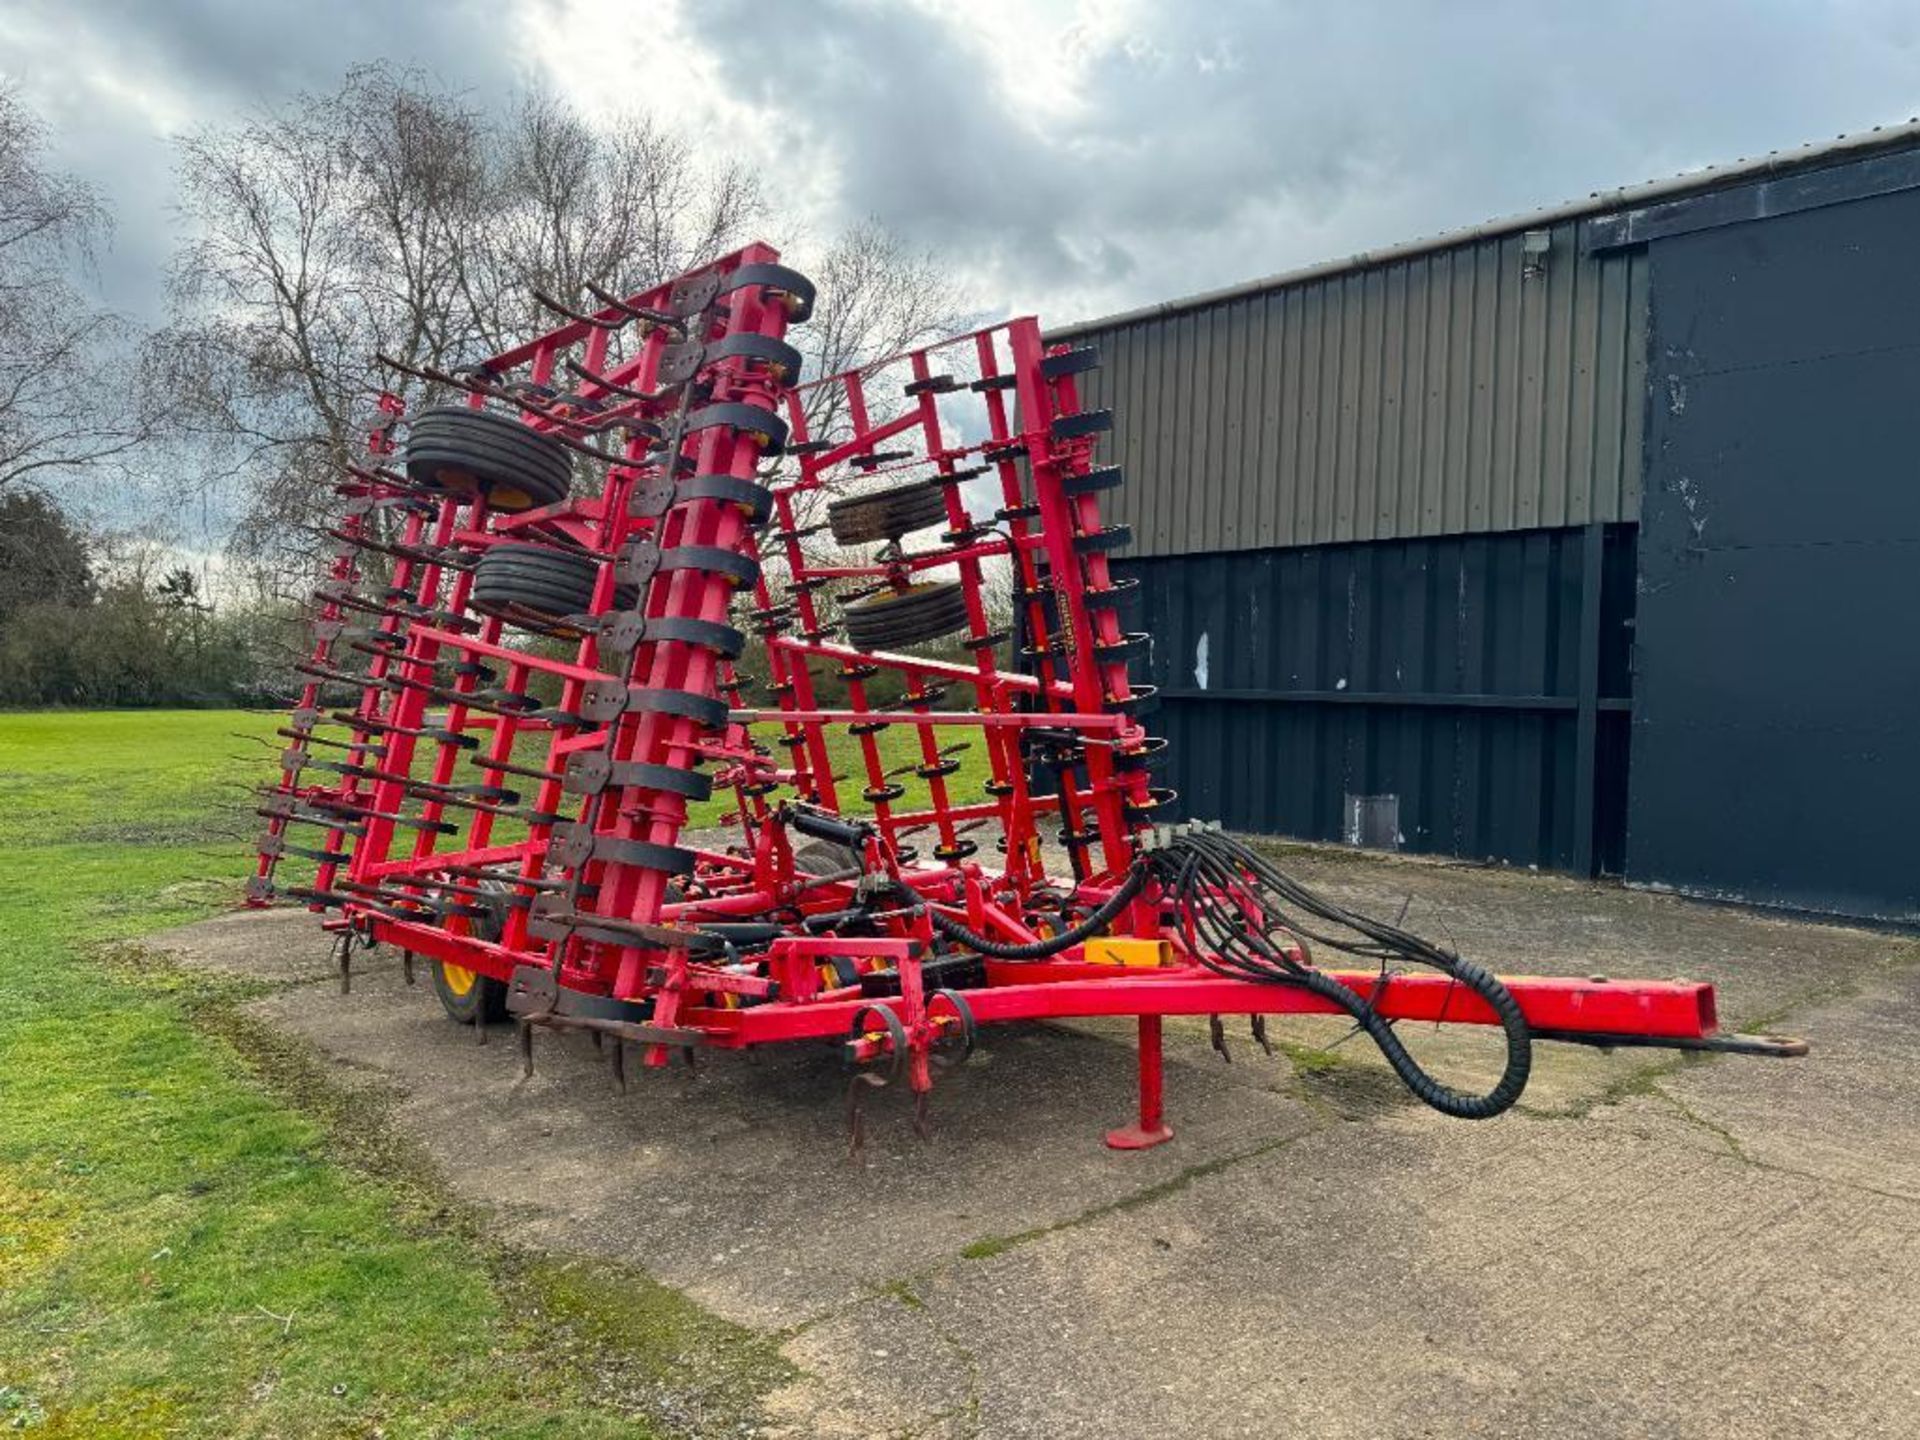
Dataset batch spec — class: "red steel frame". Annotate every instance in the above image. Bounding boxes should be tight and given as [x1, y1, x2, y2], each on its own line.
[252, 244, 1784, 1150]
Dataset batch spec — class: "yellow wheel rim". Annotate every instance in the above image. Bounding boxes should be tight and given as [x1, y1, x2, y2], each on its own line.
[440, 961, 478, 998]
[430, 464, 481, 494]
[868, 583, 935, 608]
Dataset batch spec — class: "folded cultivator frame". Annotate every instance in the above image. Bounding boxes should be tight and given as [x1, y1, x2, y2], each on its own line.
[252, 243, 1803, 1150]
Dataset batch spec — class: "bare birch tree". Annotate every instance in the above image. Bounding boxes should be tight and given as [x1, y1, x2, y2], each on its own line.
[0, 84, 155, 492]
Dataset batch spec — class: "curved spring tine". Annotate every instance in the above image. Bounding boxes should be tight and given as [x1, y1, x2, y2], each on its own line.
[531, 287, 624, 331]
[564, 356, 672, 405]
[582, 279, 685, 333]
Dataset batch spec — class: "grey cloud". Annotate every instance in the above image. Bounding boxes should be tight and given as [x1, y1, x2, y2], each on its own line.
[30, 0, 517, 110]
[3, 0, 519, 317]
[12, 0, 1920, 330]
[684, 0, 1920, 325]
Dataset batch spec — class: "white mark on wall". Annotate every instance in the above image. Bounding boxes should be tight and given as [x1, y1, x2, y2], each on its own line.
[1673, 473, 1709, 541]
[1194, 632, 1210, 690]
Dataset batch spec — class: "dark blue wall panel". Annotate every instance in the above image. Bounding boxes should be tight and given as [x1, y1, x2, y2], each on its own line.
[1117, 525, 1634, 872]
[1631, 184, 1920, 920]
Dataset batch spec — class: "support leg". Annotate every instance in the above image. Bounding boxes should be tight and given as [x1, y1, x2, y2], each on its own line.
[1105, 1014, 1174, 1150]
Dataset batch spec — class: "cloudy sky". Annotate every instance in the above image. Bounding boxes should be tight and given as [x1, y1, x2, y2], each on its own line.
[8, 0, 1920, 330]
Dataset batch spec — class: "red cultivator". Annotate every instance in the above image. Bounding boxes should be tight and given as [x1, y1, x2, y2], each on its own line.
[250, 243, 1804, 1150]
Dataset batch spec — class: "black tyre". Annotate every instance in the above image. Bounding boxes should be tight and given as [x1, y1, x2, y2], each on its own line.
[827, 480, 949, 545]
[432, 873, 515, 1024]
[794, 838, 861, 877]
[405, 406, 572, 513]
[431, 958, 509, 1024]
[842, 581, 971, 649]
[470, 543, 635, 635]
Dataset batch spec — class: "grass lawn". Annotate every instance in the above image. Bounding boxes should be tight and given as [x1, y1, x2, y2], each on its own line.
[0, 710, 808, 1438]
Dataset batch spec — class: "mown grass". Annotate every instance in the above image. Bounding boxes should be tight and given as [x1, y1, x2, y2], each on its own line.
[0, 710, 791, 1438]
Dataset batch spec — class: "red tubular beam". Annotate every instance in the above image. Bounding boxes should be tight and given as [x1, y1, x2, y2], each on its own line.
[691, 972, 1721, 1048]
[796, 537, 1017, 578]
[407, 624, 615, 686]
[729, 708, 1126, 731]
[777, 638, 1069, 697]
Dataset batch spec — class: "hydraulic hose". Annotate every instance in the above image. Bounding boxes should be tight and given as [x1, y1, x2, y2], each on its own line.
[1286, 957, 1531, 1119]
[1162, 828, 1533, 1119]
[928, 866, 1148, 960]
[915, 822, 1533, 1118]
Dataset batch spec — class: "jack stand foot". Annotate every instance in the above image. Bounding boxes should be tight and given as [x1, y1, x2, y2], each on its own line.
[1105, 1121, 1174, 1150]
[1106, 1015, 1173, 1151]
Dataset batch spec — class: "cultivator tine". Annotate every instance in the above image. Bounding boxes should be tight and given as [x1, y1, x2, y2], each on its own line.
[529, 288, 623, 331]
[608, 1039, 626, 1091]
[1250, 1014, 1274, 1057]
[581, 279, 686, 332]
[846, 1072, 885, 1162]
[517, 1019, 534, 1078]
[1209, 1014, 1230, 1063]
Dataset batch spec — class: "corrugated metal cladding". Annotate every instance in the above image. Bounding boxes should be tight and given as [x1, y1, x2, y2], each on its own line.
[1070, 223, 1650, 556]
[1117, 524, 1635, 871]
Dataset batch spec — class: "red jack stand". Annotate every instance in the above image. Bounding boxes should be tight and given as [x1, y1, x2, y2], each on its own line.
[1105, 1015, 1175, 1150]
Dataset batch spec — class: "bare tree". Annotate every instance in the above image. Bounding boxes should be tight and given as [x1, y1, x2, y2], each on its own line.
[163, 65, 969, 577]
[478, 90, 764, 345]
[162, 67, 500, 557]
[774, 218, 975, 570]
[163, 66, 778, 567]
[0, 84, 154, 492]
[793, 218, 963, 441]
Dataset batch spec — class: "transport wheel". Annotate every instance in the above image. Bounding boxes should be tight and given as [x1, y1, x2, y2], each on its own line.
[842, 581, 971, 650]
[469, 542, 634, 634]
[432, 959, 509, 1025]
[432, 872, 514, 1024]
[405, 406, 572, 513]
[827, 480, 949, 545]
[794, 838, 861, 876]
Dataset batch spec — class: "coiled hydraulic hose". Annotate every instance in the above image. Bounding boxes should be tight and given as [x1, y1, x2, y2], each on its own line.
[1278, 954, 1531, 1119]
[929, 826, 1532, 1118]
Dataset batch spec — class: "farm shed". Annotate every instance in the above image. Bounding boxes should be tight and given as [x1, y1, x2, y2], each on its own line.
[1056, 122, 1920, 921]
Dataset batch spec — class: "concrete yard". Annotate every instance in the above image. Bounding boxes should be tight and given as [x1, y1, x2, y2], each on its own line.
[153, 848, 1920, 1439]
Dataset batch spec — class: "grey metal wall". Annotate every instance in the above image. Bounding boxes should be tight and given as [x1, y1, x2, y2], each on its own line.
[1069, 222, 1649, 556]
[1119, 523, 1636, 872]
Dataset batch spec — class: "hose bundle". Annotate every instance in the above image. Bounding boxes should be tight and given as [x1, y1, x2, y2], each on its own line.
[934, 824, 1532, 1119]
